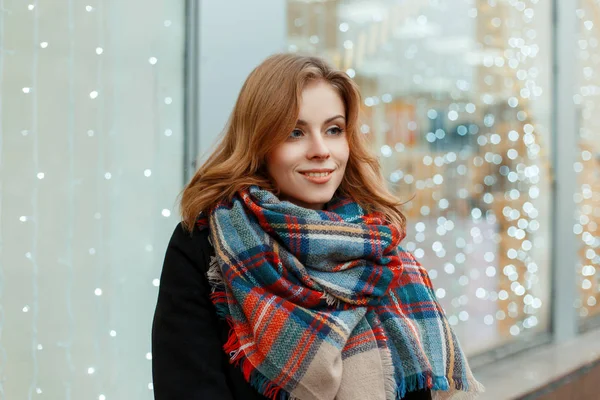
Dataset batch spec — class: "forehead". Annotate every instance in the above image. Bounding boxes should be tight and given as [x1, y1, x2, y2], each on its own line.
[298, 81, 345, 121]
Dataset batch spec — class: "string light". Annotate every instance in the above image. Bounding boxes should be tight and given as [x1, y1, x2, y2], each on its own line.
[2, 0, 184, 397]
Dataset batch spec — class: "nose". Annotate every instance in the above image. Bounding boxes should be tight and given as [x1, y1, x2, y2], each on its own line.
[306, 133, 331, 160]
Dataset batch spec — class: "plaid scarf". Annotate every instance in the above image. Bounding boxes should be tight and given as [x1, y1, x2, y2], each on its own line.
[199, 186, 483, 400]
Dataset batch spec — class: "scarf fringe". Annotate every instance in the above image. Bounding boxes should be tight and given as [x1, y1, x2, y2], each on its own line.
[396, 373, 430, 399]
[248, 367, 292, 400]
[395, 374, 485, 400]
[320, 290, 342, 308]
[380, 348, 397, 400]
[206, 255, 224, 287]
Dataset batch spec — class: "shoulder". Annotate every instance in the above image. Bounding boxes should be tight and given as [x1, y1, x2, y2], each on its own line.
[165, 222, 213, 274]
[169, 222, 211, 250]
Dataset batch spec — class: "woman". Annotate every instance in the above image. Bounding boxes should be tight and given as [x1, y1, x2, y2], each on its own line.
[152, 53, 483, 400]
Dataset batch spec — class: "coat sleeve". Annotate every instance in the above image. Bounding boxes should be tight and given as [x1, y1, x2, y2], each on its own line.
[152, 223, 234, 400]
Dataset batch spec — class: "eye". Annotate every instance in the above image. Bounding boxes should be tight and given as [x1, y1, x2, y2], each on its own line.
[326, 126, 343, 136]
[289, 129, 304, 139]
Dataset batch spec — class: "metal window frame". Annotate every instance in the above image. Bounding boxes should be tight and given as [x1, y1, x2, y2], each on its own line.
[183, 0, 200, 184]
[551, 0, 579, 342]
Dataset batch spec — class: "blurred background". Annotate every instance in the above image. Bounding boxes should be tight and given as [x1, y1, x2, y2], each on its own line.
[0, 0, 598, 399]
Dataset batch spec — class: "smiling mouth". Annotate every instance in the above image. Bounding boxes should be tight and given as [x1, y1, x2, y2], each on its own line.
[300, 171, 332, 177]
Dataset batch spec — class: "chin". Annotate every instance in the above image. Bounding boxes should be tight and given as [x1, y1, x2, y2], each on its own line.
[305, 195, 334, 203]
[300, 193, 336, 208]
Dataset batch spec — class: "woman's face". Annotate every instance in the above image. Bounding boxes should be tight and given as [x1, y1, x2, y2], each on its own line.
[266, 80, 349, 210]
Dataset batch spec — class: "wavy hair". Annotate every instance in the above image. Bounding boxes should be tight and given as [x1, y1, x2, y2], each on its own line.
[180, 53, 406, 233]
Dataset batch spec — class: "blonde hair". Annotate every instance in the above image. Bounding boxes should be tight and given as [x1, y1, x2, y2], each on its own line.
[180, 53, 406, 233]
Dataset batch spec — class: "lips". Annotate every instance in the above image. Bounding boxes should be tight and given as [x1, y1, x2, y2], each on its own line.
[298, 169, 334, 184]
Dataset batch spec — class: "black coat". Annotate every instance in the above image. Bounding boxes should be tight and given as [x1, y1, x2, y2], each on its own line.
[152, 223, 432, 400]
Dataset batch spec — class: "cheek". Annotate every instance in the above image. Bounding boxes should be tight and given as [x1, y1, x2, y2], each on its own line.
[337, 140, 350, 166]
[268, 144, 302, 169]
[265, 147, 294, 183]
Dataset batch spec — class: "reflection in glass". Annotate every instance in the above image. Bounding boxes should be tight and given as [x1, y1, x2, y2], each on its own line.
[287, 0, 552, 355]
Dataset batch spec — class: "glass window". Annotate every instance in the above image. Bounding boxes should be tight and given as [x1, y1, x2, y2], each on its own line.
[575, 3, 600, 326]
[0, 2, 184, 398]
[287, 0, 553, 355]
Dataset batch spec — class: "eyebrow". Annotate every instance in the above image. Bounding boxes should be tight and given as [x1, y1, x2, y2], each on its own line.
[296, 115, 345, 126]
